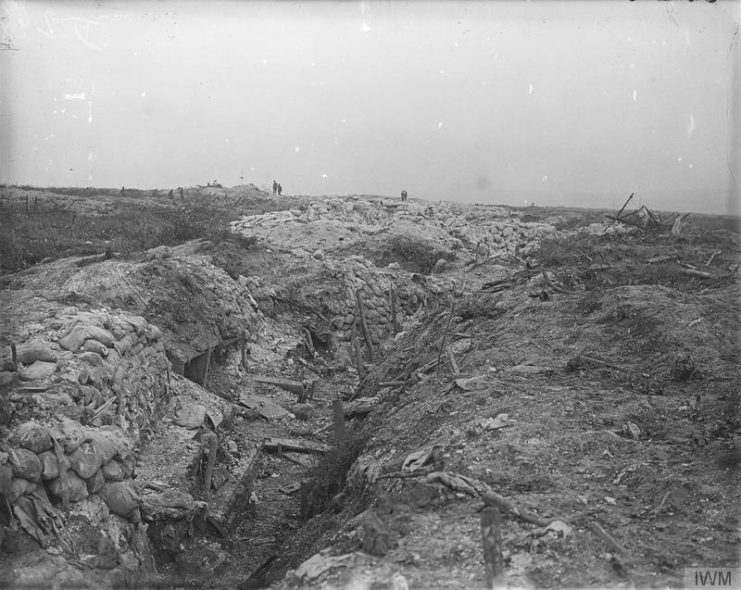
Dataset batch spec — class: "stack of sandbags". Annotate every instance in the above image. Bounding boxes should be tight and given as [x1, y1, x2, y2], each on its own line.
[3, 419, 142, 524]
[46, 309, 172, 442]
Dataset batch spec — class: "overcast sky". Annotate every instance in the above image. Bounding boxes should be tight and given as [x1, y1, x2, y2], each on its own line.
[0, 0, 738, 214]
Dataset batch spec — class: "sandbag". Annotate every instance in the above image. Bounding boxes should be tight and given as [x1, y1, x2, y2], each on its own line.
[99, 481, 140, 521]
[0, 463, 12, 500]
[68, 442, 102, 480]
[14, 422, 53, 454]
[18, 361, 57, 381]
[87, 427, 129, 464]
[86, 469, 105, 495]
[101, 460, 124, 482]
[174, 403, 206, 429]
[49, 469, 88, 503]
[59, 325, 114, 351]
[83, 339, 108, 357]
[8, 477, 36, 503]
[56, 418, 86, 453]
[9, 449, 42, 482]
[38, 451, 60, 480]
[118, 451, 136, 479]
[15, 340, 57, 365]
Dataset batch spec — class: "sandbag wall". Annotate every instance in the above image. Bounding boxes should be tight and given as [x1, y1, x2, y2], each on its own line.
[0, 308, 173, 573]
[258, 260, 460, 350]
[3, 419, 140, 522]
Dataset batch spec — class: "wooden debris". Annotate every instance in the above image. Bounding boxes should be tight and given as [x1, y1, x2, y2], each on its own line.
[280, 452, 317, 468]
[481, 278, 513, 293]
[541, 269, 567, 293]
[262, 438, 332, 455]
[454, 375, 488, 391]
[351, 326, 364, 378]
[378, 380, 409, 388]
[653, 490, 672, 517]
[705, 250, 722, 266]
[252, 376, 305, 398]
[481, 490, 555, 527]
[343, 397, 378, 418]
[680, 267, 712, 279]
[390, 286, 400, 335]
[436, 303, 457, 370]
[603, 192, 634, 233]
[481, 507, 505, 590]
[426, 471, 491, 497]
[588, 521, 626, 555]
[355, 290, 375, 362]
[647, 254, 673, 264]
[202, 432, 218, 500]
[333, 399, 345, 449]
[446, 347, 460, 375]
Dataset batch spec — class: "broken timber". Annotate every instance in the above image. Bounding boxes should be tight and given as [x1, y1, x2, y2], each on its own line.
[355, 289, 375, 362]
[253, 376, 305, 397]
[262, 438, 332, 455]
[343, 397, 378, 418]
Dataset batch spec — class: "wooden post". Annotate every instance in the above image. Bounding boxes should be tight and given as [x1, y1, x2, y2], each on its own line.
[390, 286, 399, 335]
[333, 399, 345, 450]
[481, 507, 505, 589]
[202, 347, 212, 388]
[436, 303, 456, 370]
[351, 326, 364, 377]
[355, 290, 375, 362]
[303, 327, 315, 359]
[202, 433, 218, 500]
[446, 347, 460, 375]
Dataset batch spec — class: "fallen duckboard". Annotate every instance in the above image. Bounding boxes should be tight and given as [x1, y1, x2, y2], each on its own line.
[262, 437, 332, 454]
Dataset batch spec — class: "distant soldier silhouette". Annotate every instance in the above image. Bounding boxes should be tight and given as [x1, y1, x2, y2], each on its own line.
[120, 186, 126, 198]
[272, 180, 278, 195]
[401, 189, 408, 201]
[277, 183, 283, 196]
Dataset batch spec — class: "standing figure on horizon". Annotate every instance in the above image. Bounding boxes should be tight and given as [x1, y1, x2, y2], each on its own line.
[401, 189, 408, 201]
[277, 183, 283, 196]
[272, 180, 278, 195]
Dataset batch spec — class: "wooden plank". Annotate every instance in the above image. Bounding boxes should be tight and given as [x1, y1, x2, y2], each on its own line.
[262, 437, 332, 455]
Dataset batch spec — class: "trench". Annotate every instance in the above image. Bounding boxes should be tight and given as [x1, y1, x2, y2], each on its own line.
[148, 329, 370, 589]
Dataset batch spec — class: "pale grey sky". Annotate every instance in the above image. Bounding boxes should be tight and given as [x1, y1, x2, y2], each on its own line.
[0, 0, 738, 214]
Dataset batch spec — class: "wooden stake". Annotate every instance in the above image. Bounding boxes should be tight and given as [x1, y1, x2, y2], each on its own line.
[603, 192, 634, 234]
[436, 303, 456, 370]
[202, 432, 218, 500]
[390, 286, 400, 335]
[705, 250, 722, 267]
[446, 347, 460, 375]
[588, 521, 625, 555]
[481, 507, 505, 589]
[333, 399, 346, 450]
[351, 326, 364, 377]
[355, 290, 375, 362]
